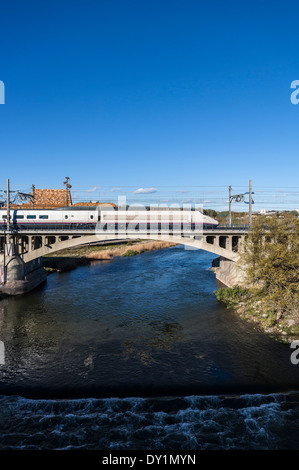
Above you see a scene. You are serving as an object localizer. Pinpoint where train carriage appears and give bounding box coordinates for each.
[0,206,219,230]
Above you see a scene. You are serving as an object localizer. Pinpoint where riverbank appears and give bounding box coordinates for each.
[42,239,176,272]
[214,285,299,344]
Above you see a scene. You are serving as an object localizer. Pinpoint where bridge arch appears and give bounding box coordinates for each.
[21,232,241,263]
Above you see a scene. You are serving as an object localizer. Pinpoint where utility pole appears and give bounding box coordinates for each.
[2,206,5,285]
[2,227,5,284]
[228,185,232,226]
[3,178,11,284]
[31,184,35,209]
[6,178,10,243]
[1,179,33,284]
[249,179,252,227]
[63,177,72,207]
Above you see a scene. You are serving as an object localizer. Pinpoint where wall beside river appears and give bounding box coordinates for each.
[212,256,245,288]
[212,255,299,344]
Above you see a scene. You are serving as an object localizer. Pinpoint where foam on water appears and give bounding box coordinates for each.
[0,392,298,450]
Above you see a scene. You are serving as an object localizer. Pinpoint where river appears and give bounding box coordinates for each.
[0,246,298,449]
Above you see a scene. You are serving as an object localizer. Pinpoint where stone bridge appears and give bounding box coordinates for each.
[0,225,248,295]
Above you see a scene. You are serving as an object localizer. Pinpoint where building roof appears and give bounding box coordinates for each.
[71,201,117,208]
[33,188,73,208]
[9,188,72,209]
[2,188,117,209]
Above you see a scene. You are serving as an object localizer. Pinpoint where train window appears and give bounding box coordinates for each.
[27,215,36,219]
[2,215,7,219]
[39,215,49,219]
[90,215,94,219]
[16,215,24,219]
[65,215,68,219]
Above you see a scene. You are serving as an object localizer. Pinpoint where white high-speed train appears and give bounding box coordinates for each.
[100,208,219,227]
[0,206,219,228]
[0,207,98,225]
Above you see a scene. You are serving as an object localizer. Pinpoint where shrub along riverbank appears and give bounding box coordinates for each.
[214,214,299,344]
[214,285,299,343]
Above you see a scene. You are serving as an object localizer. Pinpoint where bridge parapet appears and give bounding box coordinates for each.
[0,226,247,262]
[1,223,248,235]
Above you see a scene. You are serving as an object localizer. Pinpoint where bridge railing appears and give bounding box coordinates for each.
[0,224,96,233]
[0,223,249,234]
[209,224,248,231]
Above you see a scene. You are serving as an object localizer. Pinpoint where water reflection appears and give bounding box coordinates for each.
[123,320,184,364]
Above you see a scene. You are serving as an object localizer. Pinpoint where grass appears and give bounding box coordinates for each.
[42,240,176,271]
[44,241,130,258]
[86,241,176,260]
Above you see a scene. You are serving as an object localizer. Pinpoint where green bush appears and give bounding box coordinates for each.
[122,250,140,257]
[214,286,249,307]
[290,325,299,338]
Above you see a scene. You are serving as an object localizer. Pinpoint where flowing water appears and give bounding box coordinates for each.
[0,246,298,449]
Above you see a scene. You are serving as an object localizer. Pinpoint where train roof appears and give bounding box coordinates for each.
[55,206,98,210]
[0,206,209,213]
[0,206,99,211]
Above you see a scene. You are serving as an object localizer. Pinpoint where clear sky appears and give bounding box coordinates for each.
[0,0,298,209]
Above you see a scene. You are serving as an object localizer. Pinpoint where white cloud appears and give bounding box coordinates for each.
[110,187,121,192]
[87,186,101,193]
[133,187,157,194]
[180,199,197,204]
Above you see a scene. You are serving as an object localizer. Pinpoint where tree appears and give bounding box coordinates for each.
[243,214,299,319]
[203,209,218,219]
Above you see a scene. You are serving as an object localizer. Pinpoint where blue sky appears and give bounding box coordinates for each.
[0,0,298,209]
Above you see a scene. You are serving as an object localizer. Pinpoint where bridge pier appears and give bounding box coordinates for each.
[212,256,245,288]
[19,235,29,253]
[0,235,47,296]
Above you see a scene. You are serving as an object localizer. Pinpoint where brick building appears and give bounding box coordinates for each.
[32,188,73,208]
[3,188,116,209]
